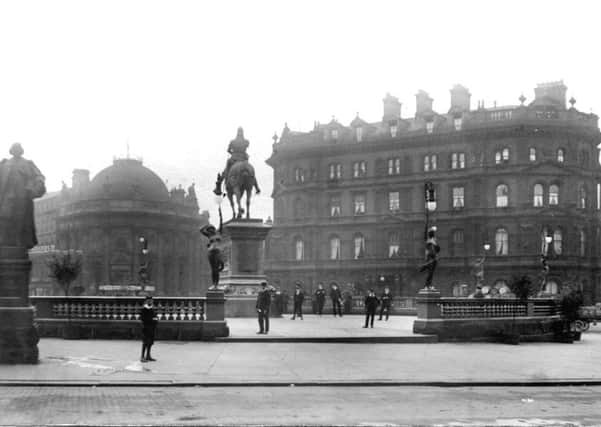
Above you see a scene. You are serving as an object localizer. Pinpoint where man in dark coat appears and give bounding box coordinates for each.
[314,283,326,316]
[291,282,304,320]
[378,287,393,321]
[140,296,158,362]
[363,289,380,328]
[256,282,271,334]
[330,284,343,317]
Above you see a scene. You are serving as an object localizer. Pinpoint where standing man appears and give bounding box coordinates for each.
[378,287,393,321]
[256,281,271,334]
[330,283,343,317]
[314,283,326,316]
[291,282,304,320]
[139,296,158,362]
[363,289,380,328]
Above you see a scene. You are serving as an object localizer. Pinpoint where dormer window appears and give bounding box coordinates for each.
[389,120,398,138]
[331,129,338,140]
[355,127,363,142]
[426,121,434,134]
[453,117,462,131]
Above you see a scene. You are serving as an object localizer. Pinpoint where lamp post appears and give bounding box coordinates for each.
[138,236,150,290]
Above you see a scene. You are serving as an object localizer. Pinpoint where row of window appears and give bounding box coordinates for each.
[293,148,583,183]
[292,227,584,261]
[321,182,591,218]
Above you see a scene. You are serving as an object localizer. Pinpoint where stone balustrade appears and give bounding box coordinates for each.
[31,294,228,340]
[413,289,572,343]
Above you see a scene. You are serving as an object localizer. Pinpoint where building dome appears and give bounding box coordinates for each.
[85,158,170,202]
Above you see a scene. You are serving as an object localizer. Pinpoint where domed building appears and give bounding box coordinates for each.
[31,157,210,296]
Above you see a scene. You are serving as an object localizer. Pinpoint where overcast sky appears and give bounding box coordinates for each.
[1,0,600,221]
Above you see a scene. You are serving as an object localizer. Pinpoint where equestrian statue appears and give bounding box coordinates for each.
[214,127,261,220]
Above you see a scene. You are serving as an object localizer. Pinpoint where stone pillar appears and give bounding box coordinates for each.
[412,288,442,335]
[0,247,39,363]
[219,219,271,316]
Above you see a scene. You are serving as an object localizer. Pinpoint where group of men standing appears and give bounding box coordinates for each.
[255,281,394,334]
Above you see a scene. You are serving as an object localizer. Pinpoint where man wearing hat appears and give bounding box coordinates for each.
[256,281,271,334]
[139,296,158,362]
[291,282,305,320]
[363,289,380,328]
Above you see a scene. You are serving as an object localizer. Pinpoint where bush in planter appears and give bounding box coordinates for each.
[46,250,83,338]
[508,275,538,302]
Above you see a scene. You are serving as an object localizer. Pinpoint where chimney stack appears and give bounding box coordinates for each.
[382,93,402,121]
[415,90,433,117]
[533,81,567,109]
[449,84,471,113]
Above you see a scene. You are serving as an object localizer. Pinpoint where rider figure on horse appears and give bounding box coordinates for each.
[214,127,260,196]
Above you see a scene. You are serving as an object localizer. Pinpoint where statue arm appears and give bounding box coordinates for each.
[27,160,46,198]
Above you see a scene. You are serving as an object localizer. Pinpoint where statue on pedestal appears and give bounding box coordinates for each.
[213,127,261,220]
[419,226,440,290]
[0,143,46,249]
[200,223,225,291]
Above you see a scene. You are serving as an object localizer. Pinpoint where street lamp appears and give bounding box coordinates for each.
[138,236,150,289]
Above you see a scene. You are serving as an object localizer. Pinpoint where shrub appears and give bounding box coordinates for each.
[47,250,83,297]
[559,285,584,322]
[508,275,538,301]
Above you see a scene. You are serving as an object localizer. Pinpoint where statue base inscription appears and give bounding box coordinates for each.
[218,219,271,317]
[0,247,39,364]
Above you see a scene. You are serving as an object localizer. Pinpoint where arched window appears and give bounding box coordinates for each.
[529,147,537,162]
[494,279,510,296]
[578,184,587,209]
[495,228,509,255]
[533,184,544,207]
[353,234,365,259]
[496,184,508,207]
[549,184,559,205]
[553,229,563,255]
[580,229,586,257]
[294,237,304,261]
[329,236,341,260]
[495,151,501,164]
[502,148,509,161]
[557,148,565,163]
[452,283,469,297]
[543,279,559,295]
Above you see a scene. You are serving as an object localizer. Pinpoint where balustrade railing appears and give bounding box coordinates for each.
[31,296,206,322]
[437,298,558,319]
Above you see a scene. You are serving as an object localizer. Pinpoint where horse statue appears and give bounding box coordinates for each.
[214,127,260,219]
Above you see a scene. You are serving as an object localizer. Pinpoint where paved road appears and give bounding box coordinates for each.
[1,324,601,384]
[1,385,600,426]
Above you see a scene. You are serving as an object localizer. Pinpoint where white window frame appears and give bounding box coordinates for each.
[353,194,366,215]
[389,191,400,212]
[496,184,509,208]
[533,184,544,207]
[495,228,509,255]
[452,187,465,208]
[549,184,559,205]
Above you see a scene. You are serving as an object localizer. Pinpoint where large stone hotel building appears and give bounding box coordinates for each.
[265,81,601,304]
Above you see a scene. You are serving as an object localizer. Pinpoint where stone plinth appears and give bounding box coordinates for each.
[0,247,39,363]
[219,219,271,317]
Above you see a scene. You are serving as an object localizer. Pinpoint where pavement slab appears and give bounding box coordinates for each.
[1,386,601,426]
[0,321,600,385]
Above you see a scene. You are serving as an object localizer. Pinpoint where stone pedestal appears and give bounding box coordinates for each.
[0,247,39,363]
[412,288,441,335]
[219,219,271,317]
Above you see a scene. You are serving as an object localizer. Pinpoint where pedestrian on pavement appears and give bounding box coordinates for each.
[330,283,343,317]
[363,289,380,328]
[140,296,158,362]
[256,281,271,334]
[378,287,393,321]
[314,283,326,316]
[291,282,304,320]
